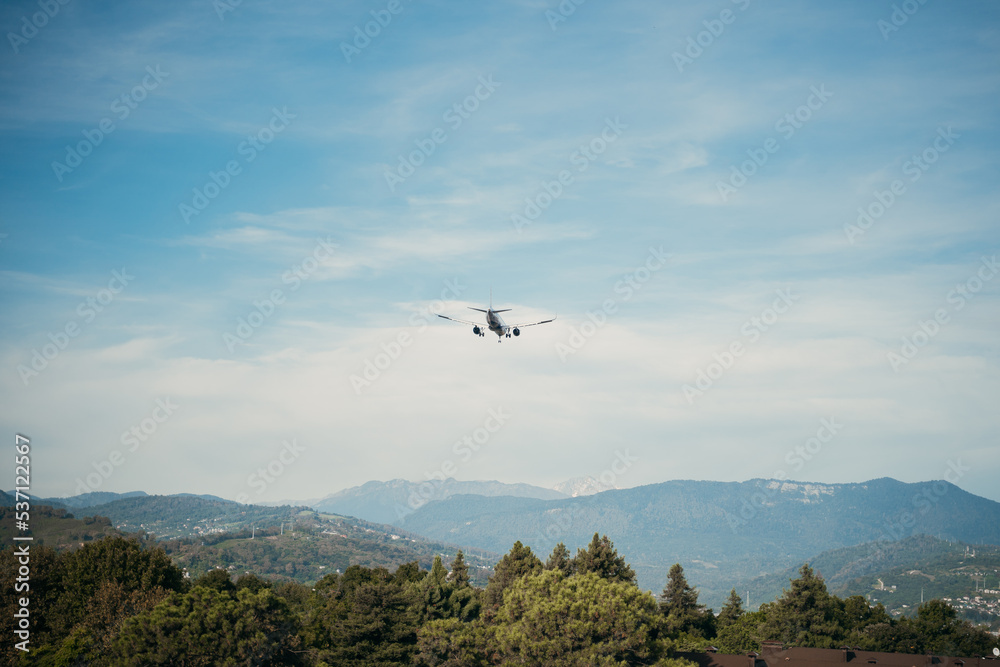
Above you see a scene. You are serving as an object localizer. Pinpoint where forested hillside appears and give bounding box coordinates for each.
[398,478,1000,607]
[2,533,996,665]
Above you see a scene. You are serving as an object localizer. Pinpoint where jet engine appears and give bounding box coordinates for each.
[473,326,482,336]
[513,328,520,336]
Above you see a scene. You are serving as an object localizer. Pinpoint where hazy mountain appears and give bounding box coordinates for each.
[553,475,618,497]
[311,478,568,525]
[9,498,498,588]
[41,490,149,508]
[397,477,1000,608]
[65,494,306,539]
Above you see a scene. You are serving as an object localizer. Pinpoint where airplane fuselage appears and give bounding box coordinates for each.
[487,309,508,338]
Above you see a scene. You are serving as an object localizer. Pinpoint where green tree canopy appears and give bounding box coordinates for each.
[482,541,542,613]
[544,542,573,575]
[448,550,470,588]
[716,588,744,630]
[660,563,714,639]
[111,586,302,666]
[572,533,636,585]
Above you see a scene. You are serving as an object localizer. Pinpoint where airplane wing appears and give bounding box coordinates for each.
[437,314,482,326]
[509,316,556,328]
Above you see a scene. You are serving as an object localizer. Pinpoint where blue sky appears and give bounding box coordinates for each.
[1,0,998,505]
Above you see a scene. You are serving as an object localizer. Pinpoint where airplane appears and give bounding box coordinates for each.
[437,292,555,342]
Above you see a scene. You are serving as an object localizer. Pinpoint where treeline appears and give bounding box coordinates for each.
[1,533,996,665]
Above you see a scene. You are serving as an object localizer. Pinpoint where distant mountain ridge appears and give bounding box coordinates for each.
[552,475,618,497]
[309,478,568,525]
[396,477,1000,607]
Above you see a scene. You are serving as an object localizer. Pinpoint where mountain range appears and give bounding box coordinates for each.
[392,477,1000,607]
[9,476,1000,613]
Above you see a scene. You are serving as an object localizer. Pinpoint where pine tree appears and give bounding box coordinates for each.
[660,563,713,638]
[449,550,470,587]
[430,555,448,586]
[717,588,744,629]
[483,541,542,612]
[544,542,573,575]
[571,533,636,584]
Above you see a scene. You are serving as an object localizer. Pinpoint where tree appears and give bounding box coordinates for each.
[448,550,470,587]
[490,570,671,665]
[304,566,421,666]
[660,563,714,639]
[899,598,998,656]
[193,568,236,593]
[757,564,843,648]
[111,586,303,666]
[715,609,766,654]
[572,533,636,584]
[716,588,744,630]
[394,560,427,585]
[483,541,542,613]
[545,542,573,575]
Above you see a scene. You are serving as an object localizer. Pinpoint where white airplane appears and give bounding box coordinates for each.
[437,292,555,342]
